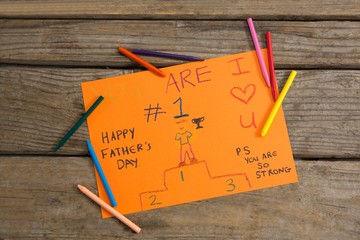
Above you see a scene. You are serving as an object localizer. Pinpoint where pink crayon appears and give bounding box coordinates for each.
[247,18,271,87]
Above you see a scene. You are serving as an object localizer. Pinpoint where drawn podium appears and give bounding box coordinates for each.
[139,160,252,211]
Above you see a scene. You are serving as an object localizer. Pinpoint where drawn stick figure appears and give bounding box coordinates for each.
[175,118,197,166]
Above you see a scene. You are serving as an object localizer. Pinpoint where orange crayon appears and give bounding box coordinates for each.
[118,46,166,77]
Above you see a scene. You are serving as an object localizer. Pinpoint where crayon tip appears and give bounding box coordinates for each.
[261,130,267,137]
[53,145,60,152]
[157,70,166,77]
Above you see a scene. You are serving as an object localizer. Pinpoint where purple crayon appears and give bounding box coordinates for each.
[131,49,204,62]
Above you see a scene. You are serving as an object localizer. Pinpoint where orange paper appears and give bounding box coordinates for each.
[81,50,298,217]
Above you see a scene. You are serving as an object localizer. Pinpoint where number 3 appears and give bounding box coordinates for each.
[226,178,236,192]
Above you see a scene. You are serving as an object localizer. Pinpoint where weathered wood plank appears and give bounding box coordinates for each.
[0,67,359,157]
[0,156,359,239]
[0,20,359,68]
[0,0,359,20]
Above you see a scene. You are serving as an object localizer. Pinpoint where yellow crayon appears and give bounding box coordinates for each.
[261,70,297,137]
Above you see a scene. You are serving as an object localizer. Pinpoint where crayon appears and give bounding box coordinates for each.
[53,96,104,152]
[247,18,271,87]
[118,46,166,77]
[77,185,141,233]
[266,32,279,100]
[131,49,204,62]
[261,70,297,137]
[86,139,117,207]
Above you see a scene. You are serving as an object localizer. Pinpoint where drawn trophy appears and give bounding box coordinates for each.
[192,117,205,129]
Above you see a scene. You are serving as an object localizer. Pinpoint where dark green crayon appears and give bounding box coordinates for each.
[53,96,104,152]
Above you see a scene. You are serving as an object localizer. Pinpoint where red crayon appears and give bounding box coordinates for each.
[266,32,279,101]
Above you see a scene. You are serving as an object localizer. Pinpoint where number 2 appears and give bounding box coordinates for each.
[149,195,162,205]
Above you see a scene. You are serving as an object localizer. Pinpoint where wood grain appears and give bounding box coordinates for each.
[0,0,359,20]
[0,66,359,157]
[1,20,359,68]
[0,156,359,239]
[1,1,359,239]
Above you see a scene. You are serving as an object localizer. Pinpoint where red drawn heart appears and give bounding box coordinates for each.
[230,84,256,104]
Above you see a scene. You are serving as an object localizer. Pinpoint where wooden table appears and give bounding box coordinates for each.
[1,1,359,239]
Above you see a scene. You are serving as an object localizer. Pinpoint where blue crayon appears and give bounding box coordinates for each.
[86,139,117,207]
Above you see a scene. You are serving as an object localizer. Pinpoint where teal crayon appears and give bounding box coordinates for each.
[53,96,104,152]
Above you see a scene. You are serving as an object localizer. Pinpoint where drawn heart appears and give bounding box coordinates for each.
[230,84,256,104]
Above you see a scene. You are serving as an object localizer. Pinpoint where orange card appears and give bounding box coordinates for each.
[81,50,298,217]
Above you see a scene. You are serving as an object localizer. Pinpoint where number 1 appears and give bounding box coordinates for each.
[173,97,189,119]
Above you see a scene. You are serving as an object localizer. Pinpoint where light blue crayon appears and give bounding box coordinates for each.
[86,139,117,207]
